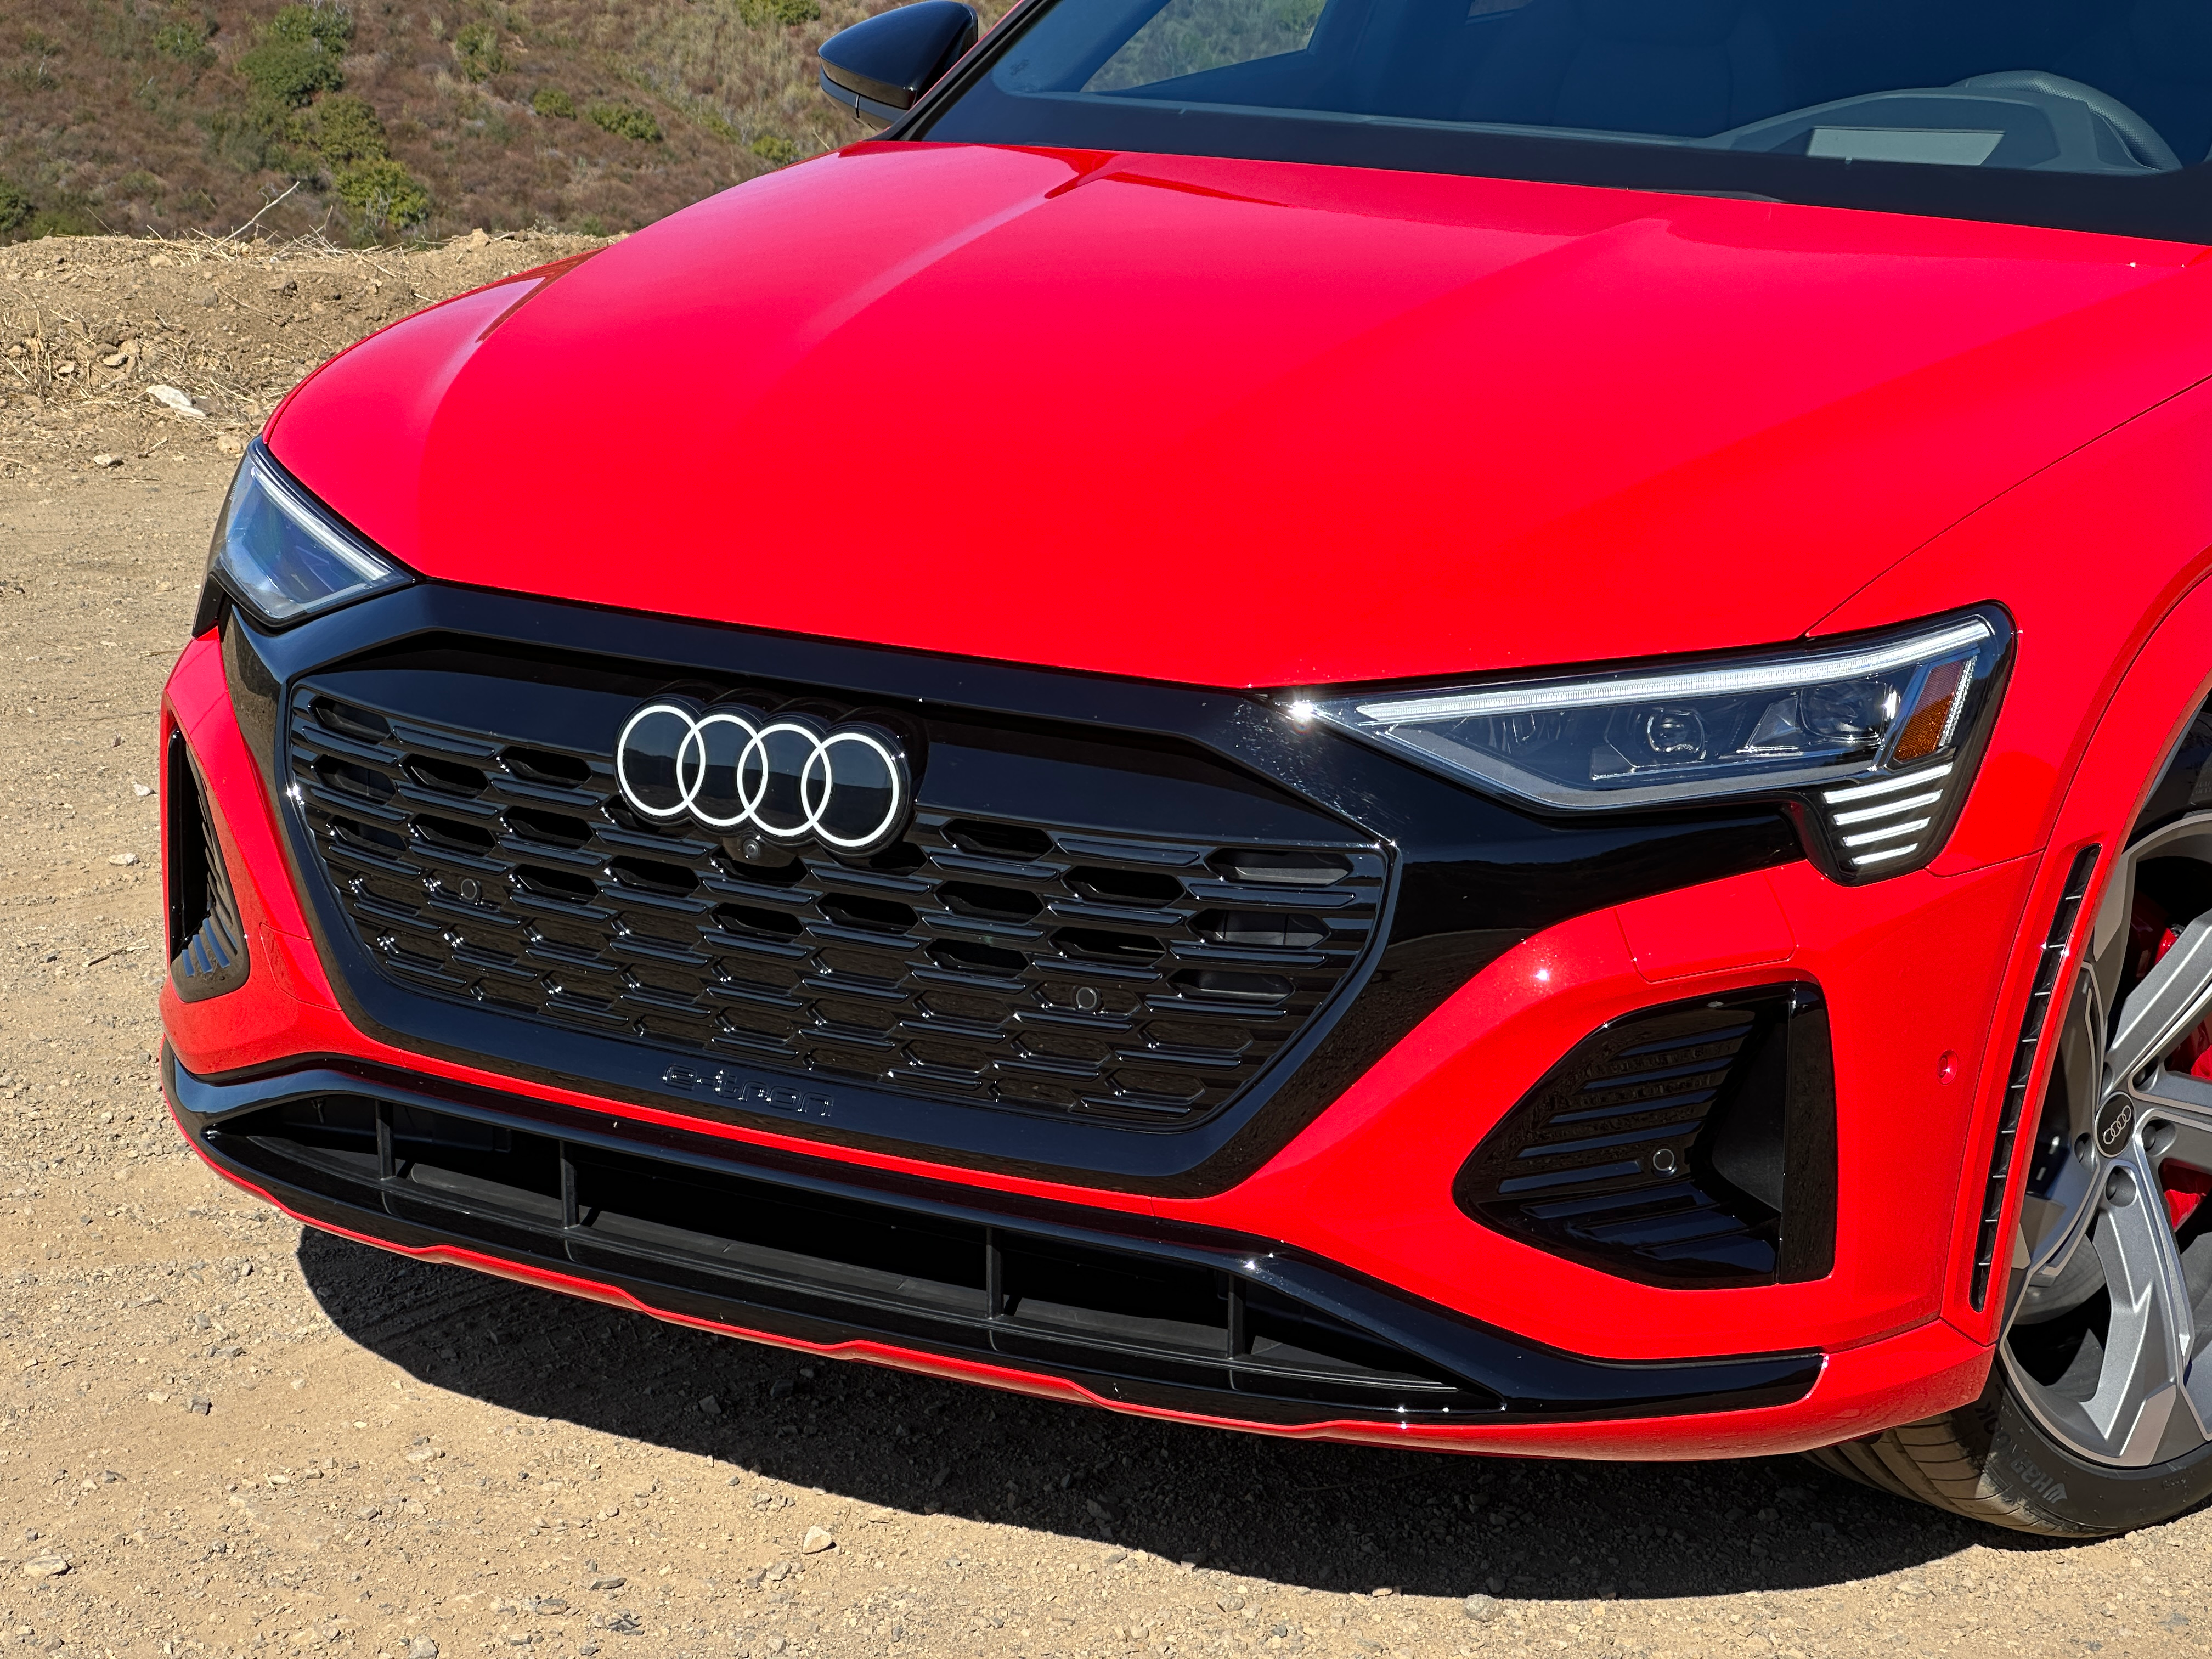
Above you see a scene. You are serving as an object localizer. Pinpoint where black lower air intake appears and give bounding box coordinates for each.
[1452,985,1836,1288]
[167,731,251,1002]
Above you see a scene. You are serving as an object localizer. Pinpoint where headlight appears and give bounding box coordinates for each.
[200,441,410,630]
[1299,607,2012,883]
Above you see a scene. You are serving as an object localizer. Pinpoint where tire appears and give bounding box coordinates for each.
[1804,1373,2212,1536]
[1805,786,2212,1536]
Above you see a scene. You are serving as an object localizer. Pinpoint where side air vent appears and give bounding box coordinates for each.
[1453,985,1836,1288]
[1970,844,2100,1310]
[166,731,251,1003]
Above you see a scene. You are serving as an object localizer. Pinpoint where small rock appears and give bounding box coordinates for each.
[144,1391,170,1404]
[146,385,205,418]
[800,1526,835,1554]
[600,1610,642,1634]
[1217,1594,1245,1612]
[768,1379,793,1401]
[404,1446,443,1463]
[1463,1594,1502,1622]
[763,1639,787,1656]
[108,851,138,866]
[532,1597,568,1614]
[1086,1499,1119,1523]
[1485,1576,1505,1593]
[586,1575,625,1592]
[468,228,490,247]
[131,780,153,797]
[19,1559,68,1579]
[91,453,121,468]
[697,1394,720,1416]
[188,1395,212,1415]
[355,1505,381,1521]
[408,1638,439,1659]
[216,433,246,457]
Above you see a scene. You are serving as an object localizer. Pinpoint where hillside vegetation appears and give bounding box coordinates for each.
[0,0,968,246]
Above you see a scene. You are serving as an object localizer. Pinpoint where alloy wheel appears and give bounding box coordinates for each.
[2004,812,2212,1467]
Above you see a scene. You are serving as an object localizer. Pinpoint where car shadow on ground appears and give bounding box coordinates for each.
[297,1229,2066,1602]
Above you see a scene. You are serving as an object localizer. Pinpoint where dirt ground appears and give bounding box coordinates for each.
[3,234,2211,1659]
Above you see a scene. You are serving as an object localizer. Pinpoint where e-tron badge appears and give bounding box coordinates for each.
[614,696,913,855]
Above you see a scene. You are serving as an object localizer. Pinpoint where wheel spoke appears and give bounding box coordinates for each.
[2107,912,2212,1092]
[2002,809,2212,1470]
[2080,1154,2194,1462]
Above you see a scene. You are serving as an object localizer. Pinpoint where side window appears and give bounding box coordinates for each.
[1085,0,1329,91]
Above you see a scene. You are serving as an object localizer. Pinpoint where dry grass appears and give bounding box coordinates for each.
[0,0,944,248]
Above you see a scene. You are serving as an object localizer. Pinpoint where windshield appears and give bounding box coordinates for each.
[911,0,2212,238]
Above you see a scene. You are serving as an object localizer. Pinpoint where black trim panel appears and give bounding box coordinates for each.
[216,583,1801,1195]
[166,1048,1824,1426]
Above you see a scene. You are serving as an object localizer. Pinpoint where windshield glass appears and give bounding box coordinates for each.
[912,0,2212,238]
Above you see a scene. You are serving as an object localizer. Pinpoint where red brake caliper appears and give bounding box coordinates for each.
[2131,893,2212,1230]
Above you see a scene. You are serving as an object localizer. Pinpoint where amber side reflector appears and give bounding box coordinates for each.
[1892,659,1972,763]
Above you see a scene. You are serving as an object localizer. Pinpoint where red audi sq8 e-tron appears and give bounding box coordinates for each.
[160,0,2212,1537]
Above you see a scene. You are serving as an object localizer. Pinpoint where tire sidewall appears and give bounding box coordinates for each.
[1985,1366,2212,1532]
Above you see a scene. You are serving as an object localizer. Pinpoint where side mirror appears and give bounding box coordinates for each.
[818,0,980,128]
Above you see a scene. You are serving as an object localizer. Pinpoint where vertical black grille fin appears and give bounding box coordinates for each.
[167,730,252,1002]
[1970,844,2101,1311]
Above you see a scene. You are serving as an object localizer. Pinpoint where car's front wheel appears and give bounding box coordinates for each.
[1809,808,2212,1534]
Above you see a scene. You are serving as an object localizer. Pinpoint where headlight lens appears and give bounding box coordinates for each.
[204,441,410,629]
[1301,608,2012,882]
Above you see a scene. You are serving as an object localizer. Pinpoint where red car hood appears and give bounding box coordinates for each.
[270,144,2212,689]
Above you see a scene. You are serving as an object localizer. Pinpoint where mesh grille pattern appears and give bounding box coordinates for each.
[287,686,1384,1127]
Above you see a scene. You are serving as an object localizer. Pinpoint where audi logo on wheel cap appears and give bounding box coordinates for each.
[614,696,913,855]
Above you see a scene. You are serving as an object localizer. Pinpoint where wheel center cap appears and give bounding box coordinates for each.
[2096,1094,2136,1158]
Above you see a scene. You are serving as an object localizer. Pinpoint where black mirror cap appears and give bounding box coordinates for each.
[818,0,979,126]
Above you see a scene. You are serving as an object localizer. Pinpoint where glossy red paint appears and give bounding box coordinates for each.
[269,144,2212,690]
[167,137,2212,1462]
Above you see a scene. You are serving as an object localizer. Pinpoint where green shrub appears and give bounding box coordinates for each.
[0,179,30,236]
[237,37,341,104]
[749,133,801,165]
[238,4,350,106]
[154,16,217,65]
[737,0,822,24]
[586,99,661,143]
[531,84,574,118]
[292,91,386,162]
[453,21,504,82]
[267,3,353,53]
[335,156,428,231]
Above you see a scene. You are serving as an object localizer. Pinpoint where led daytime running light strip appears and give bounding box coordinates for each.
[1822,764,1954,870]
[1350,618,1993,725]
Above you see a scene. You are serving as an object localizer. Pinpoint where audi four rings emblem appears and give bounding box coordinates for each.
[614,696,913,855]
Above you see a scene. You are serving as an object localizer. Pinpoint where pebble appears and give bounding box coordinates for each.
[91,454,120,469]
[696,1394,720,1415]
[1217,1594,1245,1612]
[408,1638,439,1659]
[800,1526,835,1554]
[107,851,138,866]
[586,1575,625,1592]
[188,1395,212,1415]
[404,1446,444,1463]
[1464,1594,1502,1622]
[19,1558,69,1578]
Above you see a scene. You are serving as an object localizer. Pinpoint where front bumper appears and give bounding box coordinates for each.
[158,587,2046,1455]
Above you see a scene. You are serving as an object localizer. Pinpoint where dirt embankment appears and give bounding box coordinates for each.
[1,234,2209,1659]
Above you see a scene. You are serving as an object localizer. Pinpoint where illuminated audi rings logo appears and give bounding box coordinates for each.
[614,697,913,855]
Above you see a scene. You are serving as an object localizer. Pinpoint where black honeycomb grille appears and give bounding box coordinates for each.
[287,685,1385,1128]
